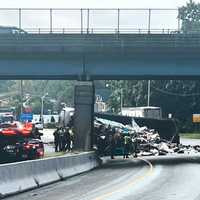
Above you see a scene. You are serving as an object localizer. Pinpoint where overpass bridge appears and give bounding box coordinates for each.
[1,32,198,151]
[0,33,200,80]
[0,8,200,151]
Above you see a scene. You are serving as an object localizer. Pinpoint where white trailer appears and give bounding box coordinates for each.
[121,106,162,119]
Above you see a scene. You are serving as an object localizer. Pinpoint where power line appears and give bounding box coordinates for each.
[151,85,200,97]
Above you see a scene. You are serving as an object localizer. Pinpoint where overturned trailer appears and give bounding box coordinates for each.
[59,107,179,143]
[94,112,179,144]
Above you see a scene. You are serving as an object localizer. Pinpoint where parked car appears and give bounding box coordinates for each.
[0,26,27,34]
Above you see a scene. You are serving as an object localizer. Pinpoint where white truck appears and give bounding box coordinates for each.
[59,107,74,127]
[121,106,162,119]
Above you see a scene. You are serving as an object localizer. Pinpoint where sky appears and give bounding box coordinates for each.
[0,0,199,9]
[0,0,199,32]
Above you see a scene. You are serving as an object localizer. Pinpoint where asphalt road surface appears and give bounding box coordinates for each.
[5,157,200,200]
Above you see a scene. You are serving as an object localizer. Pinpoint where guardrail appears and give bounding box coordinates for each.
[0,152,99,198]
[0,8,181,34]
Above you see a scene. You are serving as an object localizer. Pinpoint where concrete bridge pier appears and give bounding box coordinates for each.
[74,81,95,151]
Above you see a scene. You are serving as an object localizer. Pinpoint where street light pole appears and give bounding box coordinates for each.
[147,80,151,106]
[120,88,123,114]
[41,96,44,124]
[40,93,48,125]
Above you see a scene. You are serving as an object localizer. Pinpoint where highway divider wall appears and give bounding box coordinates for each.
[0,152,99,198]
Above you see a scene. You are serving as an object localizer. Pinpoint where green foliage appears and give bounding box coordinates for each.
[180,133,200,139]
[107,80,200,133]
[178,0,200,33]
[2,80,75,115]
[1,77,200,133]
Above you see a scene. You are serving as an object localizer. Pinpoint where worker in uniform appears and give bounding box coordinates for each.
[98,134,106,156]
[110,134,116,159]
[58,128,64,152]
[34,127,43,139]
[109,128,117,159]
[132,134,138,158]
[69,128,74,151]
[61,128,67,152]
[53,128,60,152]
[123,134,131,159]
[64,127,71,152]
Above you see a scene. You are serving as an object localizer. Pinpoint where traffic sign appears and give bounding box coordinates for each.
[193,114,200,123]
[20,113,33,121]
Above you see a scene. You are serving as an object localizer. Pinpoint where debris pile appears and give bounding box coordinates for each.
[94,117,200,156]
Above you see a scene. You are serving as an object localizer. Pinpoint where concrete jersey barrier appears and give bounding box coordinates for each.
[0,152,99,197]
[0,161,37,197]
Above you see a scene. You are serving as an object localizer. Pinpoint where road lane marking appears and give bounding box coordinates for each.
[93,157,153,200]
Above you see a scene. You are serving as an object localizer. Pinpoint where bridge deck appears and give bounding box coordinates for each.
[0,34,200,54]
[0,34,199,80]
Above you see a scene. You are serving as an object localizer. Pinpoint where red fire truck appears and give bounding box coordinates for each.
[0,120,44,163]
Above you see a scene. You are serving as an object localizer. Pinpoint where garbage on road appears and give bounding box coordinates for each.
[94,117,200,157]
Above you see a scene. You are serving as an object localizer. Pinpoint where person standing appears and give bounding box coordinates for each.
[109,132,116,159]
[53,128,60,152]
[58,128,64,152]
[69,128,74,151]
[64,127,71,152]
[61,128,67,152]
[34,127,43,139]
[123,134,131,159]
[132,134,138,158]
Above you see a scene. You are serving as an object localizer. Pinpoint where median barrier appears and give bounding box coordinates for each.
[57,152,98,179]
[0,161,37,197]
[0,152,98,198]
[31,158,61,186]
[56,155,75,178]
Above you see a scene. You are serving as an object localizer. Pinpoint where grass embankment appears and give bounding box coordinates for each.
[180,133,200,139]
[44,151,81,158]
[44,152,66,158]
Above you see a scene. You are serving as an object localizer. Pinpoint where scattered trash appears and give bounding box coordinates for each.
[94,117,200,157]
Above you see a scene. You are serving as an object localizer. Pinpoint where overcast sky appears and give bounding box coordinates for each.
[0,0,199,32]
[0,0,199,9]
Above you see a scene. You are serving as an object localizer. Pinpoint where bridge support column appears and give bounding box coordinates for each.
[74,81,95,151]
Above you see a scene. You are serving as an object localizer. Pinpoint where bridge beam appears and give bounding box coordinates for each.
[74,81,94,151]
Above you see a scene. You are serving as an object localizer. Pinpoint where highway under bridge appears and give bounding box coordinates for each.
[0,33,200,150]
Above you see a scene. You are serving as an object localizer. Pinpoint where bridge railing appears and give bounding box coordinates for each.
[0,8,181,34]
[23,28,178,34]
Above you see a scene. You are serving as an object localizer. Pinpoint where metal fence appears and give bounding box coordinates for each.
[0,8,181,34]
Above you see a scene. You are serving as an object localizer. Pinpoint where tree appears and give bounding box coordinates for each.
[51,116,55,123]
[178,0,200,33]
[107,79,200,132]
[3,80,75,116]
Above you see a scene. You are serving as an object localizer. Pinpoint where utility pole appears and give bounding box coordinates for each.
[41,96,44,124]
[20,80,23,114]
[147,80,151,106]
